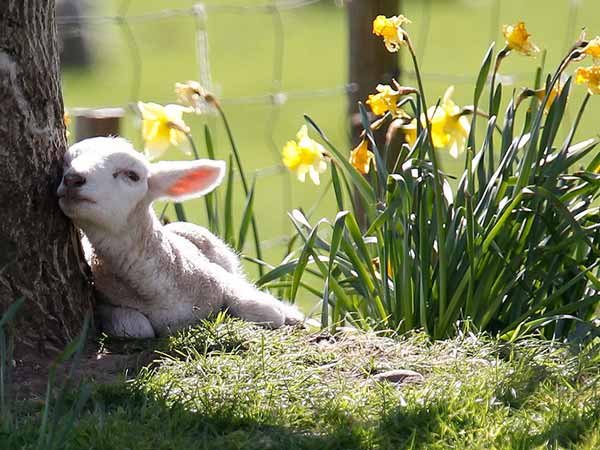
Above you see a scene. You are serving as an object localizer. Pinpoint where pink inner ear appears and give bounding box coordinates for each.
[167,167,218,196]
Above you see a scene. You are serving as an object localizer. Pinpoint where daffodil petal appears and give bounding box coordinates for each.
[308,166,321,185]
[170,129,191,154]
[297,165,309,183]
[144,135,171,160]
[296,125,309,142]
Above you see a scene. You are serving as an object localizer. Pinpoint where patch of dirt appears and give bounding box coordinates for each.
[7,341,157,401]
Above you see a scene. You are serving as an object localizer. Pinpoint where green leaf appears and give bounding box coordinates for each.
[323,211,349,328]
[0,297,25,328]
[331,163,344,211]
[224,155,235,247]
[304,114,376,205]
[173,203,187,222]
[289,218,324,303]
[236,177,256,252]
[474,42,495,106]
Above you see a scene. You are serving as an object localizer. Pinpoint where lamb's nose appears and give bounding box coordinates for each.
[63,173,86,188]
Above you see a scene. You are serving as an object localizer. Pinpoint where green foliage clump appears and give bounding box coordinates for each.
[264,19,600,340]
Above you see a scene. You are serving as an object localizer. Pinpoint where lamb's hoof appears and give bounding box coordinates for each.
[282,303,305,327]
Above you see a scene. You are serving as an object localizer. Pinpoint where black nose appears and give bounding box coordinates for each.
[63,173,86,188]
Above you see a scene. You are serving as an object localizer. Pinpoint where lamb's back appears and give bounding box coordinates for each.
[165,221,243,277]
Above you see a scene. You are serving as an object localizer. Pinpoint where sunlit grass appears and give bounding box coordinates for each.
[4,318,600,449]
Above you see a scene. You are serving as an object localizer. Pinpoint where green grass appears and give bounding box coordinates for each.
[4,317,600,449]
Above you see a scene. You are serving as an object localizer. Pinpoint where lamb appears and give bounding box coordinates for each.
[57,136,303,338]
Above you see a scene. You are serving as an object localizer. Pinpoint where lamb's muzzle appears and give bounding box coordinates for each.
[58,136,303,338]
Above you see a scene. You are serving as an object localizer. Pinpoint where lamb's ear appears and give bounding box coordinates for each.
[147,159,226,202]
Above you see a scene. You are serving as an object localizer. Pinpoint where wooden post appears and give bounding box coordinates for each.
[347,0,400,226]
[73,107,125,142]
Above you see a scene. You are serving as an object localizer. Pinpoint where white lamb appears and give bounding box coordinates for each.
[57,137,303,338]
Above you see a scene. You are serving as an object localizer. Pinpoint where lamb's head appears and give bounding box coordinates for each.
[57,137,225,233]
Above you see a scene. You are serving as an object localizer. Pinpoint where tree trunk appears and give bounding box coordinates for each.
[347,0,400,145]
[347,0,400,228]
[0,0,94,355]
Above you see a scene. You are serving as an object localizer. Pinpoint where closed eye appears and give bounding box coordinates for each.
[112,170,140,182]
[125,170,140,182]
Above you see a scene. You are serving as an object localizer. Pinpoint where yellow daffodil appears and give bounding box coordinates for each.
[405,86,470,158]
[372,15,411,53]
[282,125,327,185]
[64,110,71,137]
[349,139,375,175]
[502,22,540,56]
[366,84,404,117]
[582,36,600,59]
[175,80,216,111]
[575,65,600,94]
[372,257,393,278]
[534,81,565,113]
[138,102,191,160]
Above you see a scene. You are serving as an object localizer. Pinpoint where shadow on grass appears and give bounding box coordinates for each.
[516,403,600,450]
[17,382,373,450]
[5,365,600,450]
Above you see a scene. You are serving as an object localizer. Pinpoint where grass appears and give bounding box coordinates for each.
[4,317,600,449]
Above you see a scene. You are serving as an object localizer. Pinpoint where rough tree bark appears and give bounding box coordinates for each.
[347,0,400,146]
[0,0,94,355]
[347,0,400,227]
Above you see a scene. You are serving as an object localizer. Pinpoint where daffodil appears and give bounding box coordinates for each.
[404,86,470,158]
[534,81,565,113]
[282,125,327,185]
[64,110,71,138]
[502,22,540,56]
[372,15,411,53]
[349,139,375,175]
[372,257,393,279]
[582,36,600,59]
[175,80,216,111]
[575,65,600,94]
[366,84,404,117]
[138,102,191,160]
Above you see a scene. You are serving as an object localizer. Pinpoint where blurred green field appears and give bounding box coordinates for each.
[61,0,600,309]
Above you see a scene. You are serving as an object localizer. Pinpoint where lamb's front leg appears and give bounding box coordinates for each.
[97,304,156,338]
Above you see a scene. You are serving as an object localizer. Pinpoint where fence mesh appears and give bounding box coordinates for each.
[56,0,588,257]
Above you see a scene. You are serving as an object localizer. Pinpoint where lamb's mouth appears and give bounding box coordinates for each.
[58,195,96,205]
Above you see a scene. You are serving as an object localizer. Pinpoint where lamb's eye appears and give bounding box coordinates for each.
[125,170,140,182]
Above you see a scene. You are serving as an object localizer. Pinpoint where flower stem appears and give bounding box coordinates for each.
[185,132,218,234]
[186,132,201,160]
[214,103,264,276]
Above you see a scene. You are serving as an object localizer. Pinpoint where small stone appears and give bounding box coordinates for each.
[372,369,424,384]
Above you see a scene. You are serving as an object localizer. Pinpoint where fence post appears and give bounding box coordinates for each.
[347,0,400,226]
[73,108,125,142]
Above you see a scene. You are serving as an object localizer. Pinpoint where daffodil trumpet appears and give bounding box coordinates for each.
[372,15,411,52]
[137,102,193,160]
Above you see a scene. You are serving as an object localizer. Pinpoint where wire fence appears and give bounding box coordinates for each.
[56,0,585,252]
